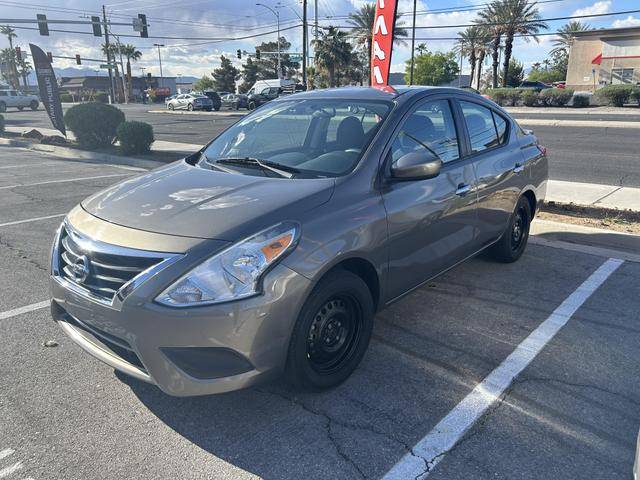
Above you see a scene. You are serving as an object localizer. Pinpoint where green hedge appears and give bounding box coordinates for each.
[60,93,74,103]
[0,114,4,134]
[116,121,154,154]
[539,88,574,107]
[630,88,640,106]
[572,94,590,108]
[64,103,125,149]
[482,88,511,106]
[595,84,634,107]
[521,90,538,107]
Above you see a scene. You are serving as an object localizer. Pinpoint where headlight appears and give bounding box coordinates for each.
[156,222,299,307]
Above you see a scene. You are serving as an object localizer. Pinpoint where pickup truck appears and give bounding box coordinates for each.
[0,89,40,112]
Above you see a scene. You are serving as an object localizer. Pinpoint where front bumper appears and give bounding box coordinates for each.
[50,211,311,396]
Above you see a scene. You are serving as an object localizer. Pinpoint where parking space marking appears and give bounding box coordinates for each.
[530,236,640,264]
[0,301,50,321]
[0,214,65,229]
[0,162,59,170]
[0,173,130,190]
[383,257,624,480]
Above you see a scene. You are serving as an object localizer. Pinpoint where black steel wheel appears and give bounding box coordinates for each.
[286,270,374,391]
[489,196,532,263]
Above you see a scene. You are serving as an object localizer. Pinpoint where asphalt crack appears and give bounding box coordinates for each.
[0,234,48,272]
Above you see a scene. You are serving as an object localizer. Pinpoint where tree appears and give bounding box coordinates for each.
[192,75,216,92]
[1,26,19,88]
[239,57,258,93]
[211,55,239,92]
[477,2,506,88]
[347,3,408,84]
[495,0,547,87]
[254,37,299,79]
[473,28,492,90]
[454,26,484,91]
[312,26,353,88]
[0,48,18,88]
[16,57,32,88]
[503,58,524,86]
[102,43,124,102]
[119,44,142,99]
[551,21,590,57]
[405,50,459,86]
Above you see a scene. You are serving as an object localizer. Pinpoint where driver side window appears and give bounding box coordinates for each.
[391,99,459,165]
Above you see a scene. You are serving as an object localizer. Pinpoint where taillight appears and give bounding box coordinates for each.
[537,145,547,156]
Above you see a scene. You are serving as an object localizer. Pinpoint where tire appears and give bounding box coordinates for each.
[214,106,220,111]
[234,103,240,111]
[488,196,532,263]
[168,103,174,110]
[285,270,374,391]
[0,102,6,113]
[17,106,24,111]
[204,107,212,111]
[30,100,38,110]
[248,101,256,110]
[187,103,194,111]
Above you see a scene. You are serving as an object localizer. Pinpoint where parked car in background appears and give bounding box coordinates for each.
[552,81,566,89]
[0,89,39,112]
[166,93,213,111]
[164,94,177,105]
[202,91,222,111]
[50,86,547,396]
[247,86,281,110]
[518,81,552,92]
[221,93,248,110]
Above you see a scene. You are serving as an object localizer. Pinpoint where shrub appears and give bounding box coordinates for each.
[595,84,634,107]
[572,94,590,108]
[116,121,154,155]
[539,88,573,107]
[631,87,640,107]
[483,88,510,106]
[0,114,4,134]
[94,92,109,103]
[505,89,522,106]
[521,90,539,107]
[60,93,74,103]
[64,102,125,149]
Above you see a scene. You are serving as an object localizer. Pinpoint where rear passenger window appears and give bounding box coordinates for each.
[460,101,500,153]
[493,112,508,144]
[391,99,459,164]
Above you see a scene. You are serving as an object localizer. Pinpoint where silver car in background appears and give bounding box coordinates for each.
[166,93,213,111]
[50,86,547,396]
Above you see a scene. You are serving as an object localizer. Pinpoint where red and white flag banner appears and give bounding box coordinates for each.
[370,0,399,87]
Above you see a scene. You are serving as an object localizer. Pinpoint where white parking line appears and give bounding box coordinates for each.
[0,173,130,190]
[0,214,65,228]
[383,257,624,480]
[0,450,13,461]
[0,301,50,321]
[0,162,59,169]
[0,462,22,478]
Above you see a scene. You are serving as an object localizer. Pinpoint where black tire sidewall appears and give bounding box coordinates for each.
[0,102,6,112]
[492,196,532,262]
[30,101,38,110]
[286,270,374,391]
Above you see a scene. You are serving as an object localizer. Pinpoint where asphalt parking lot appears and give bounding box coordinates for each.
[1,147,639,480]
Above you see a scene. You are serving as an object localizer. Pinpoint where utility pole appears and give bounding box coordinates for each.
[409,0,417,85]
[102,5,115,103]
[302,0,307,87]
[256,4,280,78]
[154,43,164,88]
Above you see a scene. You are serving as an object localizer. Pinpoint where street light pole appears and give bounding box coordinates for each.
[409,0,417,85]
[302,0,307,87]
[154,43,165,88]
[256,3,280,78]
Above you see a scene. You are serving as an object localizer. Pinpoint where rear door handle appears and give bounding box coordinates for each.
[514,163,524,174]
[455,183,472,196]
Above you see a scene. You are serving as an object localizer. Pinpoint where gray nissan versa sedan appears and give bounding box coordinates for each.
[50,86,547,396]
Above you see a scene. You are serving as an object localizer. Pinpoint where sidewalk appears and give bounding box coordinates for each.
[505,106,640,116]
[3,125,640,212]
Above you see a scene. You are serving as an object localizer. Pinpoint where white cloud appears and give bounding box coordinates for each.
[571,1,611,18]
[612,16,640,28]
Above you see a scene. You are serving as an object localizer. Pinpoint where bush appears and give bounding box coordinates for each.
[521,90,539,107]
[116,121,154,155]
[60,93,74,103]
[0,114,4,134]
[572,94,590,108]
[539,88,574,107]
[64,102,125,149]
[483,88,511,106]
[505,89,522,106]
[595,84,634,107]
[94,92,109,103]
[630,88,640,106]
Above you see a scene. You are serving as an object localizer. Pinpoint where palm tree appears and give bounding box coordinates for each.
[17,57,31,88]
[532,61,541,70]
[496,0,548,87]
[312,26,353,88]
[477,2,506,89]
[474,30,492,90]
[1,26,19,88]
[542,58,551,71]
[101,43,123,102]
[550,21,590,57]
[347,4,408,84]
[454,26,485,90]
[119,44,142,99]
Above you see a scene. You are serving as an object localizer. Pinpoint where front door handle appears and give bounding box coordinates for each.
[455,183,472,196]
[514,163,524,174]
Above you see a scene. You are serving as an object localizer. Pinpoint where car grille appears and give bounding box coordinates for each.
[57,225,166,303]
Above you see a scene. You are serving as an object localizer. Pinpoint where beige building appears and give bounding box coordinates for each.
[566,26,640,92]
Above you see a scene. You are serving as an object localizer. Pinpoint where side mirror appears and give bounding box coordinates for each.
[391,151,443,180]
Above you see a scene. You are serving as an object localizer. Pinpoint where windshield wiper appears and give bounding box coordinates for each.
[213,157,299,178]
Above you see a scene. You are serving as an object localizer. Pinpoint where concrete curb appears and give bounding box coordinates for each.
[517,118,640,129]
[546,180,640,211]
[506,106,640,116]
[0,138,164,170]
[148,109,246,117]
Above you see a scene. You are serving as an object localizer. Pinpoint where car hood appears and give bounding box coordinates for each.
[82,161,335,241]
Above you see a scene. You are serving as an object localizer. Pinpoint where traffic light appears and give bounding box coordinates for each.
[15,47,21,61]
[75,54,81,65]
[237,49,242,59]
[255,49,260,60]
[91,16,102,37]
[138,14,148,38]
[47,52,53,63]
[37,14,49,36]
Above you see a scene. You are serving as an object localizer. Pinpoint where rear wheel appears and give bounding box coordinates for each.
[285,270,374,391]
[30,100,38,110]
[248,101,256,110]
[489,196,532,263]
[0,102,6,113]
[168,103,174,110]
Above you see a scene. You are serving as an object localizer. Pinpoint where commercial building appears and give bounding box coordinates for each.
[59,75,176,100]
[566,26,640,92]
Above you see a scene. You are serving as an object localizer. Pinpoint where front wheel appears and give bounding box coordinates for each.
[0,102,6,113]
[285,270,374,391]
[187,103,194,111]
[168,103,174,110]
[489,196,532,263]
[30,100,38,110]
[248,101,256,110]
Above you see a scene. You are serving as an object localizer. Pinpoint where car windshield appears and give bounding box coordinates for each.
[200,98,392,178]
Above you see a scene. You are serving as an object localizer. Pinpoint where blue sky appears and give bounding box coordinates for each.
[1,0,639,78]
